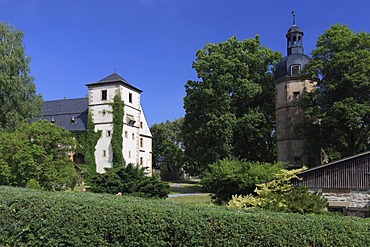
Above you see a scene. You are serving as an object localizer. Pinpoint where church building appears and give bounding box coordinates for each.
[32,73,153,174]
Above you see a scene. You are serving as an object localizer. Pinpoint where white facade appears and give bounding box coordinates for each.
[87,74,152,175]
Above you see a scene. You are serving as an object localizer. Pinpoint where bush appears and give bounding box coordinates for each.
[228,167,328,214]
[0,186,369,246]
[28,179,41,189]
[89,163,169,198]
[201,159,283,204]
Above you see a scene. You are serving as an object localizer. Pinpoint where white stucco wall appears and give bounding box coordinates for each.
[88,81,152,175]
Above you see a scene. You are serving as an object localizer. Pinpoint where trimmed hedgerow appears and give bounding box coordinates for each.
[0,186,369,246]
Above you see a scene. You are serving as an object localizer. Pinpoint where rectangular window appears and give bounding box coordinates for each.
[140,121,143,129]
[290,65,301,76]
[128,151,131,158]
[103,150,106,157]
[293,91,300,100]
[129,93,132,103]
[140,138,143,148]
[101,90,107,101]
[107,130,111,137]
[132,133,135,140]
[140,157,143,165]
[125,131,128,138]
[126,114,135,127]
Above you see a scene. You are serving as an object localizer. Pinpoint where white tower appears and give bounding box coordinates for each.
[86,73,152,174]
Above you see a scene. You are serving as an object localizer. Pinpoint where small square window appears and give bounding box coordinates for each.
[290,65,301,76]
[101,90,107,101]
[129,93,132,103]
[126,114,135,127]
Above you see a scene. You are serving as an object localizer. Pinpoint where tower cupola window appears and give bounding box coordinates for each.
[290,64,301,76]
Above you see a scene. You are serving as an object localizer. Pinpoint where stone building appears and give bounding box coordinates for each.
[33,73,152,174]
[274,16,316,167]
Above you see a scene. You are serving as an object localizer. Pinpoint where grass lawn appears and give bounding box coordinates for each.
[166,180,213,204]
[167,194,213,204]
[167,179,204,194]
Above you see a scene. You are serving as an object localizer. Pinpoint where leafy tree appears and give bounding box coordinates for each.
[0,120,77,190]
[89,163,169,198]
[201,158,283,204]
[183,36,281,174]
[228,167,328,214]
[298,24,370,164]
[111,93,125,167]
[150,118,185,179]
[0,22,42,132]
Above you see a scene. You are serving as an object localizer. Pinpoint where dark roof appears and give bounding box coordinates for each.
[287,25,303,35]
[86,72,142,92]
[300,151,370,175]
[275,53,311,80]
[31,98,88,132]
[98,73,128,83]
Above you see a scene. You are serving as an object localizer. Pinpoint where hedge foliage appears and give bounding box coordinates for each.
[1,186,370,246]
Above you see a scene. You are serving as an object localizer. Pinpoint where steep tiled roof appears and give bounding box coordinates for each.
[98,73,129,83]
[31,98,88,132]
[86,72,142,92]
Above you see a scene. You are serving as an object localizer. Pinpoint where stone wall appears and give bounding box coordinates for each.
[314,189,370,208]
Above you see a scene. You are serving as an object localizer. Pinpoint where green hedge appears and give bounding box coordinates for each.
[1,186,369,246]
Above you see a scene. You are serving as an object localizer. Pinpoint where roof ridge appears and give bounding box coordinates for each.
[98,72,130,84]
[300,150,370,174]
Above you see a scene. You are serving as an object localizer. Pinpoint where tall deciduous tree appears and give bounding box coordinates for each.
[0,120,77,190]
[298,25,370,164]
[183,36,281,174]
[111,93,125,168]
[0,22,42,132]
[150,118,184,178]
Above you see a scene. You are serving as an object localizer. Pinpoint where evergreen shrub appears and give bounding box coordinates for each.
[201,159,283,204]
[1,186,369,246]
[89,163,169,198]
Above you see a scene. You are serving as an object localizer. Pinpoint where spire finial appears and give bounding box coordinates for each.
[292,11,296,26]
[114,68,117,74]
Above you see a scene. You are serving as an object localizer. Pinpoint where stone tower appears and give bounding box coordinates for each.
[274,13,315,166]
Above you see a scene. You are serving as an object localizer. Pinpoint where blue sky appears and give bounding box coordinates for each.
[1,0,370,126]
